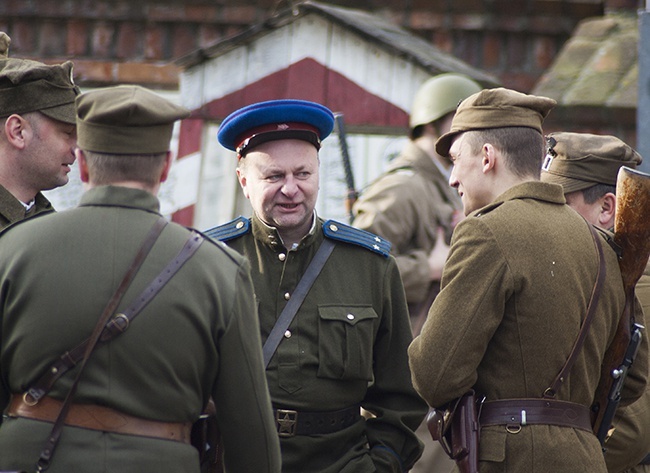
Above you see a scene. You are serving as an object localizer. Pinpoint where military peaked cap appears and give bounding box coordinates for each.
[217,99,335,156]
[76,85,191,155]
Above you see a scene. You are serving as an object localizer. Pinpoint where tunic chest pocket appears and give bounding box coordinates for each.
[317,305,378,381]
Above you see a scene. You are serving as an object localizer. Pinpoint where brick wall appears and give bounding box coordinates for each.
[0,0,607,91]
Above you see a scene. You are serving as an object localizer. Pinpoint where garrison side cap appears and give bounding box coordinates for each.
[0,32,78,124]
[541,132,643,193]
[322,219,391,257]
[217,99,335,156]
[76,85,190,155]
[204,216,251,242]
[0,56,79,124]
[435,87,556,159]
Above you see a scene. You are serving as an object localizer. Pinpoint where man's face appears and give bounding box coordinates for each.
[237,139,319,238]
[448,133,491,215]
[23,113,77,192]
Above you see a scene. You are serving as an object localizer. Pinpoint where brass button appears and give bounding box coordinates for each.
[284,330,292,338]
[278,253,286,261]
[284,292,291,300]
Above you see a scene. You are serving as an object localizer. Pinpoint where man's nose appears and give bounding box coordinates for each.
[449,168,458,188]
[282,176,299,195]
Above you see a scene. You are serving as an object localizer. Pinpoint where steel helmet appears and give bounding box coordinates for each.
[409,73,483,131]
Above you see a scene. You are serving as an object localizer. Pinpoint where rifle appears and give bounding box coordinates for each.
[591,166,650,446]
[334,113,358,223]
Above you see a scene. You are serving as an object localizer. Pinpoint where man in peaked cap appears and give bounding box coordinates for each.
[0,85,281,473]
[0,32,79,230]
[205,99,427,473]
[541,132,650,473]
[408,88,648,472]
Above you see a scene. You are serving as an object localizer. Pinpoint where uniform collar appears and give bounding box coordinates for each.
[473,181,566,217]
[0,184,53,223]
[78,185,161,213]
[251,211,320,250]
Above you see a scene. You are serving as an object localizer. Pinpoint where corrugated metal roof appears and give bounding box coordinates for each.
[532,13,638,110]
[176,0,500,87]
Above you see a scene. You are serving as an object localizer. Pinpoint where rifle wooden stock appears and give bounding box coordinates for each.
[591,166,650,442]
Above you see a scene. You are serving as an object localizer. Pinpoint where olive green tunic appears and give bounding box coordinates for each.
[352,142,461,308]
[605,262,650,473]
[409,181,648,473]
[0,184,53,230]
[0,186,281,473]
[219,215,427,473]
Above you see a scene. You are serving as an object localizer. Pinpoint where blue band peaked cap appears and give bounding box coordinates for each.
[217,99,335,152]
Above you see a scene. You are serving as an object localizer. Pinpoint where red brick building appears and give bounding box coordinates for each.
[0,0,612,92]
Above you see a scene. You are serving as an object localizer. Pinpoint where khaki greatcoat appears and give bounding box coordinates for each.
[409,181,648,473]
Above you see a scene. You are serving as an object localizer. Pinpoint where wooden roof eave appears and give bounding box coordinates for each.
[175,1,500,87]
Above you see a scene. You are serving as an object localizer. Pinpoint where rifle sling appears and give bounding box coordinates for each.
[262,239,336,368]
[32,222,204,472]
[544,223,606,398]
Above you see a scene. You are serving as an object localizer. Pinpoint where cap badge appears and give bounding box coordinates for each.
[542,137,557,172]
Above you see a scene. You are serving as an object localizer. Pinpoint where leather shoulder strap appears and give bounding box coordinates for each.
[36,216,169,472]
[262,239,336,368]
[26,228,203,405]
[544,222,606,398]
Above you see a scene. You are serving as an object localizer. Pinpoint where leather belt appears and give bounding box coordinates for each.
[273,405,360,437]
[7,394,192,444]
[479,398,592,433]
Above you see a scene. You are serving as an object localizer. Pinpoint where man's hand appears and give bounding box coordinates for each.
[428,227,450,282]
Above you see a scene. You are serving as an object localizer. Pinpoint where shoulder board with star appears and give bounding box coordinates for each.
[204,216,251,242]
[322,219,391,257]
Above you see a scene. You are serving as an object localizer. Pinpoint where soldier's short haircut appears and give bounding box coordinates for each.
[83,150,167,187]
[464,127,545,179]
[582,183,616,204]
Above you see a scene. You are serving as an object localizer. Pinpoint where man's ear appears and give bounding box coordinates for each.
[482,143,497,173]
[4,114,29,150]
[159,151,173,183]
[236,166,250,199]
[598,192,617,229]
[76,148,90,183]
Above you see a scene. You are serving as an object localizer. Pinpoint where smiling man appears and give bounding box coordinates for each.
[408,88,648,472]
[0,32,79,230]
[205,99,427,473]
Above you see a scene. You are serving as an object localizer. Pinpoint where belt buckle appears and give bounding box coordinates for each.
[276,409,298,437]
